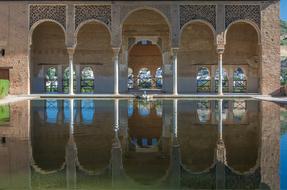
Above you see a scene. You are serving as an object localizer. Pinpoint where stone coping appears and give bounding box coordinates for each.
[2,94,287,105]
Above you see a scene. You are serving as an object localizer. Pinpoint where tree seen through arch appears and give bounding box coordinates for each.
[45,67,58,93]
[81,67,95,93]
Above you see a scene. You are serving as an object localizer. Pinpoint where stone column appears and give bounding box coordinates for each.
[28,45,31,95]
[57,65,63,93]
[67,48,75,95]
[66,99,77,189]
[112,98,123,187]
[75,65,81,93]
[228,66,234,93]
[168,99,181,188]
[173,99,178,139]
[113,48,120,95]
[172,48,179,95]
[217,48,224,95]
[211,65,216,93]
[216,99,226,190]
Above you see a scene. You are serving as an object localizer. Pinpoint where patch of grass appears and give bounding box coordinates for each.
[0,105,9,123]
[0,80,9,98]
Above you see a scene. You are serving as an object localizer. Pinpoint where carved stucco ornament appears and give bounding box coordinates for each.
[225,5,261,29]
[75,5,111,30]
[29,5,66,29]
[179,5,216,30]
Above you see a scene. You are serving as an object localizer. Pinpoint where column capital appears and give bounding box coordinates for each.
[171,47,179,53]
[67,47,75,56]
[112,47,121,55]
[217,44,225,54]
[216,139,226,164]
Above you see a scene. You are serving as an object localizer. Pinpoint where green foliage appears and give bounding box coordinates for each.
[0,80,9,98]
[0,105,9,123]
[281,20,287,45]
[281,20,287,34]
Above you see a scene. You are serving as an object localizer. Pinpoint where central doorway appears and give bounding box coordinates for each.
[128,40,163,91]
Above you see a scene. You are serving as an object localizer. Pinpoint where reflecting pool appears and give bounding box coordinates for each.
[0,99,285,189]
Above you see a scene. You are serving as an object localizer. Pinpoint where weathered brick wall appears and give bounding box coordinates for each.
[260,101,280,190]
[261,0,281,95]
[0,3,29,95]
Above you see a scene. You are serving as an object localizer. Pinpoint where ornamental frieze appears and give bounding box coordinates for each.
[225,5,261,28]
[179,5,216,30]
[75,5,111,29]
[29,5,66,29]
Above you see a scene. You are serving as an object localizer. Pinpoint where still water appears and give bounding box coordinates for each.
[0,99,285,189]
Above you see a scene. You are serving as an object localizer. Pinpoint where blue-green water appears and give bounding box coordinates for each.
[0,99,285,189]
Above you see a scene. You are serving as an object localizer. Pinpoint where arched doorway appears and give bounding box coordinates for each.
[128,41,163,90]
[75,21,112,94]
[215,68,229,92]
[179,21,216,93]
[196,67,211,92]
[224,22,260,93]
[233,67,247,93]
[122,9,170,93]
[30,21,68,94]
[45,67,58,93]
[63,67,76,94]
[80,67,95,93]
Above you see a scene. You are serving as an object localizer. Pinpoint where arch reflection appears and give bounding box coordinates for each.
[26,99,278,189]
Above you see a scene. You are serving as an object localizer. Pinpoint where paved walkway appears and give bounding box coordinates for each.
[0,95,36,105]
[1,93,287,105]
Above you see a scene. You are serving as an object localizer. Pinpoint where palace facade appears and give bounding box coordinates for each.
[0,0,281,95]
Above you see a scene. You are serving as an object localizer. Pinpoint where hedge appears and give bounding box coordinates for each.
[0,105,9,123]
[0,80,9,98]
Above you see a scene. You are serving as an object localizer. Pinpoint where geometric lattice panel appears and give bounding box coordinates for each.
[225,5,261,28]
[29,5,66,29]
[180,5,216,30]
[75,5,111,29]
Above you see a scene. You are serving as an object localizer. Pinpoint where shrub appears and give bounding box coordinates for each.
[0,80,9,98]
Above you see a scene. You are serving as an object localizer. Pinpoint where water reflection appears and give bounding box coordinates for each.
[0,99,282,189]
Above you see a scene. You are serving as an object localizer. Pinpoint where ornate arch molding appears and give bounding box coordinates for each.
[75,5,111,30]
[225,5,261,29]
[120,5,172,28]
[179,5,216,30]
[29,5,66,30]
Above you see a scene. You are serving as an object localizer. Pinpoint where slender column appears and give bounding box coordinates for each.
[28,46,31,95]
[173,99,178,140]
[169,99,181,188]
[75,65,81,93]
[216,99,226,190]
[67,48,75,95]
[57,65,63,92]
[228,66,234,93]
[172,48,179,95]
[218,99,223,141]
[114,99,119,132]
[113,48,120,95]
[66,99,77,189]
[217,49,224,95]
[112,98,123,187]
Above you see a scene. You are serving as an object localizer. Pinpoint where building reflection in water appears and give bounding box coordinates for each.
[0,99,281,189]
